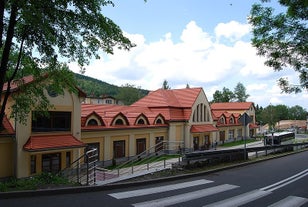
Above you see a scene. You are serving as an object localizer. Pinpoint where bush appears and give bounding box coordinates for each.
[0,173,73,192]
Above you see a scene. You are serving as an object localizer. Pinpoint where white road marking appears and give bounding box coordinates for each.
[268,196,308,207]
[108,179,213,199]
[260,168,308,192]
[132,184,239,207]
[204,189,271,207]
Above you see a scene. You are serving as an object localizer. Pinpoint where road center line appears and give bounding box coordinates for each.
[260,168,308,192]
[108,179,213,199]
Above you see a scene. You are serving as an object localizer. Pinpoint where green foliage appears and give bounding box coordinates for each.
[116,83,148,105]
[0,173,73,192]
[234,82,250,102]
[249,0,308,93]
[75,74,149,105]
[162,80,171,89]
[256,104,307,128]
[212,87,235,103]
[0,0,135,128]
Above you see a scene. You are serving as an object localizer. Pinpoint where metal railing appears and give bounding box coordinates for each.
[60,148,98,186]
[95,141,184,182]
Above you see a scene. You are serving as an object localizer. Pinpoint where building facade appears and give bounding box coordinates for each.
[0,76,257,178]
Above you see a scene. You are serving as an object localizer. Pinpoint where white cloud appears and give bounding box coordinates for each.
[215,21,251,41]
[69,20,308,109]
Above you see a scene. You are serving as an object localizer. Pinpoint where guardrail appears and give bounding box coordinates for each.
[182,142,308,167]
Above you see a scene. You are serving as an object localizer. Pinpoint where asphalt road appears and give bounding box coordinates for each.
[1,150,307,207]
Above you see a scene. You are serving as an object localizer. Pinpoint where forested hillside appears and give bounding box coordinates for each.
[74,73,149,105]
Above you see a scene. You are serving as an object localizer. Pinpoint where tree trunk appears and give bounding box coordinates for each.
[0,3,18,129]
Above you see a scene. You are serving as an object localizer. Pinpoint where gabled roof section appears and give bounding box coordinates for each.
[211,102,254,111]
[23,134,86,152]
[131,88,203,108]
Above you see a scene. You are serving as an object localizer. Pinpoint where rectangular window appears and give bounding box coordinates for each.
[113,140,125,159]
[30,155,36,174]
[136,138,146,155]
[42,153,61,173]
[228,130,234,139]
[32,111,71,132]
[66,152,71,168]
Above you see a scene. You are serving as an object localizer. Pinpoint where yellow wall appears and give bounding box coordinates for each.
[0,138,14,178]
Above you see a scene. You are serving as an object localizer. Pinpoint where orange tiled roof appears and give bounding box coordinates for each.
[211,102,254,111]
[23,134,86,152]
[131,88,202,108]
[191,124,219,133]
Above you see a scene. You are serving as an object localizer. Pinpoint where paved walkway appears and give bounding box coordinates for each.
[95,157,181,185]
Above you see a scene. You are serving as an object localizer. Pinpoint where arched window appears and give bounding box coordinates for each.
[115,119,124,125]
[87,119,98,126]
[230,117,234,124]
[219,117,225,124]
[137,119,145,125]
[156,118,162,124]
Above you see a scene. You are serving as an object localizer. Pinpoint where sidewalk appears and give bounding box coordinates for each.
[95,157,181,185]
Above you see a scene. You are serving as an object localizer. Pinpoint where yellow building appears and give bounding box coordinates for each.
[0,75,86,178]
[80,88,219,165]
[0,75,257,178]
[211,102,258,143]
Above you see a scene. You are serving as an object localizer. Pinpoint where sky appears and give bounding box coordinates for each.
[69,0,308,110]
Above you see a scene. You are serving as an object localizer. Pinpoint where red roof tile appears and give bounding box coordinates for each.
[211,102,254,110]
[131,88,202,108]
[190,124,219,132]
[23,134,86,152]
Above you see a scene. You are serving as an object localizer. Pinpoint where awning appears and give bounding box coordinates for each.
[249,123,259,129]
[23,134,86,152]
[191,124,219,133]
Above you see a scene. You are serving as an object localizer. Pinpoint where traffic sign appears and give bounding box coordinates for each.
[239,112,252,126]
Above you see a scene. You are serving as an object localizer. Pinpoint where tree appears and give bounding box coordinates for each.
[234,82,250,102]
[115,84,144,105]
[0,0,134,129]
[289,105,307,120]
[162,80,171,90]
[212,87,235,103]
[249,0,308,93]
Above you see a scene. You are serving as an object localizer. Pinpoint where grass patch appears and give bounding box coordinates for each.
[220,139,258,147]
[108,154,180,170]
[0,173,76,192]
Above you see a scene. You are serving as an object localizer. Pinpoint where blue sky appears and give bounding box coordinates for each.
[69,0,307,109]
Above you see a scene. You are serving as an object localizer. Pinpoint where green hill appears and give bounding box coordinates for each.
[74,73,149,105]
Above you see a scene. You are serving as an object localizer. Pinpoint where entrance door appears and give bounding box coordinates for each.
[136,138,146,155]
[220,131,225,144]
[155,136,164,152]
[42,153,61,173]
[193,137,199,151]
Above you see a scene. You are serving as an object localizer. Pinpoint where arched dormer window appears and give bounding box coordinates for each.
[115,118,124,125]
[137,119,145,125]
[85,112,104,127]
[229,116,234,124]
[87,119,98,126]
[154,114,165,125]
[135,114,149,125]
[219,116,225,124]
[112,113,129,126]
